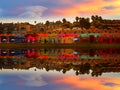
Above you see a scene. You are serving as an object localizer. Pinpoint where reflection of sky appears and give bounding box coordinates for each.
[0,70,120,90]
[55,76,120,90]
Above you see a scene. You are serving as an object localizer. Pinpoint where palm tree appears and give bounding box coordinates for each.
[34,21,37,33]
[72,16,80,29]
[55,20,62,29]
[62,18,67,23]
[34,21,37,24]
[62,18,67,30]
[45,20,50,30]
[91,15,103,29]
[75,16,79,22]
[91,15,95,21]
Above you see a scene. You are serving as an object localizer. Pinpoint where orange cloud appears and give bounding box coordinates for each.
[52,0,120,17]
[55,76,120,90]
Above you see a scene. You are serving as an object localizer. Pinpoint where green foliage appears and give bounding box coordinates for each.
[91,15,103,29]
[79,17,90,29]
[62,18,72,29]
[45,20,50,29]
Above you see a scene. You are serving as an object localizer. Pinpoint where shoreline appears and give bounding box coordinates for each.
[0,43,120,49]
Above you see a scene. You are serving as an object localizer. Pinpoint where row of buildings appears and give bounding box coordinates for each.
[0,29,120,43]
[0,22,45,34]
[1,19,120,34]
[0,19,120,44]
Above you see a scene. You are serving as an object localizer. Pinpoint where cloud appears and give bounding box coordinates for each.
[55,76,120,90]
[0,9,2,12]
[18,6,47,18]
[104,0,114,2]
[0,80,2,84]
[104,6,116,10]
[19,74,47,87]
[0,9,3,15]
[0,0,120,21]
[104,82,119,87]
[51,0,120,17]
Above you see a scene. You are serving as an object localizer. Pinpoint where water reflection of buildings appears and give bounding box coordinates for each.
[0,48,120,77]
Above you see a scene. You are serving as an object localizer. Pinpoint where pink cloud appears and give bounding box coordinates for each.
[55,76,120,90]
[18,6,47,18]
[19,74,47,87]
[51,0,120,17]
[0,8,3,15]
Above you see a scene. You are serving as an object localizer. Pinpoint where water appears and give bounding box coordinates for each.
[0,48,120,90]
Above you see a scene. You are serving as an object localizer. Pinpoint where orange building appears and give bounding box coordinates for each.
[14,23,31,34]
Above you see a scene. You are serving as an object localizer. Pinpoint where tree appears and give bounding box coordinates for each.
[45,20,50,30]
[62,18,72,29]
[79,17,90,29]
[91,15,103,29]
[75,16,79,22]
[34,21,37,24]
[62,18,67,24]
[72,16,80,29]
[84,18,90,29]
[55,20,62,29]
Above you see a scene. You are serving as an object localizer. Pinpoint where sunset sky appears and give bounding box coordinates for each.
[1,72,120,90]
[0,0,120,23]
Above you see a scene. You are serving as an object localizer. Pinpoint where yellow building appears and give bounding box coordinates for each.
[14,23,31,34]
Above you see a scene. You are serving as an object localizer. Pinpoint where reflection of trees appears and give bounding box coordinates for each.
[1,57,120,77]
[35,61,120,77]
[45,65,50,72]
[62,69,67,74]
[73,63,91,75]
[91,64,103,77]
[62,64,73,74]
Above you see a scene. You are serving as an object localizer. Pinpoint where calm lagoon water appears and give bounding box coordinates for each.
[0,48,120,90]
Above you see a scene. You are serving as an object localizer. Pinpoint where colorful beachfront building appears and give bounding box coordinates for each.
[57,33,78,44]
[38,33,49,43]
[37,33,78,44]
[0,34,16,43]
[0,34,26,43]
[25,33,38,43]
[0,29,120,44]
